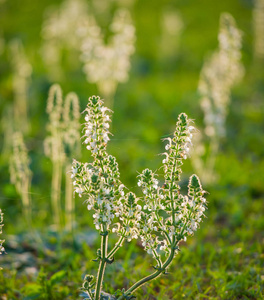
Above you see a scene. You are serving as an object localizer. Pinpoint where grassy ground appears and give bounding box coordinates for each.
[0,0,263,299]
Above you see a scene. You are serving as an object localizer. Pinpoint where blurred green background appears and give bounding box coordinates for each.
[0,0,263,299]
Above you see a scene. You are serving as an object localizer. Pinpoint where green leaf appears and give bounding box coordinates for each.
[23,293,43,300]
[22,283,43,300]
[50,270,67,286]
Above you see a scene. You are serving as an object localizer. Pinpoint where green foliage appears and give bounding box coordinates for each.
[23,269,68,300]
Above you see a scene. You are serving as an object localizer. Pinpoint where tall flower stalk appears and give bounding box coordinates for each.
[80,8,136,105]
[44,84,80,232]
[9,132,32,228]
[44,84,64,230]
[41,0,136,107]
[118,115,206,299]
[192,13,244,183]
[63,93,80,232]
[9,39,32,134]
[72,96,207,299]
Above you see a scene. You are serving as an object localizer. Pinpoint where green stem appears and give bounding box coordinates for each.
[169,141,182,226]
[51,159,62,231]
[87,289,93,300]
[95,227,108,300]
[117,238,178,300]
[153,249,162,269]
[107,235,125,260]
[65,163,74,233]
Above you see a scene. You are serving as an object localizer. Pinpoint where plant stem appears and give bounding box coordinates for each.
[65,163,74,233]
[95,227,108,300]
[23,176,32,229]
[107,235,125,260]
[51,159,62,231]
[117,238,178,300]
[87,288,93,300]
[153,249,162,269]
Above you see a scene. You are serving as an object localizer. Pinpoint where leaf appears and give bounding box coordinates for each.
[50,270,67,286]
[23,293,42,300]
[23,283,42,294]
[22,283,43,300]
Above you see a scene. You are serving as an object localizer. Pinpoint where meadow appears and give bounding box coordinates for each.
[0,0,263,299]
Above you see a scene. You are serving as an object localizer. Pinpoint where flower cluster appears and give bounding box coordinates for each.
[44,84,64,162]
[63,93,81,155]
[113,192,142,241]
[184,175,207,234]
[44,84,80,161]
[136,114,207,259]
[82,96,112,156]
[137,169,164,211]
[9,39,32,133]
[199,13,244,138]
[81,8,136,99]
[162,113,194,179]
[0,209,4,257]
[41,0,136,100]
[72,154,125,231]
[72,96,126,232]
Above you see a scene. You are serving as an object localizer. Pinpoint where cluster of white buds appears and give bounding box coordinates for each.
[41,0,136,100]
[81,8,136,99]
[199,13,244,138]
[136,169,164,255]
[72,96,144,241]
[162,113,194,174]
[44,84,64,162]
[113,192,142,241]
[9,39,32,133]
[44,84,80,161]
[183,176,207,235]
[0,209,4,257]
[136,113,206,259]
[137,169,163,211]
[82,96,112,156]
[63,93,81,155]
[72,96,127,233]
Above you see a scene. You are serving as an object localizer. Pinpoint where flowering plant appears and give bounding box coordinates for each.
[71,96,207,299]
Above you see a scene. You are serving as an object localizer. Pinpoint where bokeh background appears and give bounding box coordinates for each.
[0,0,263,299]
